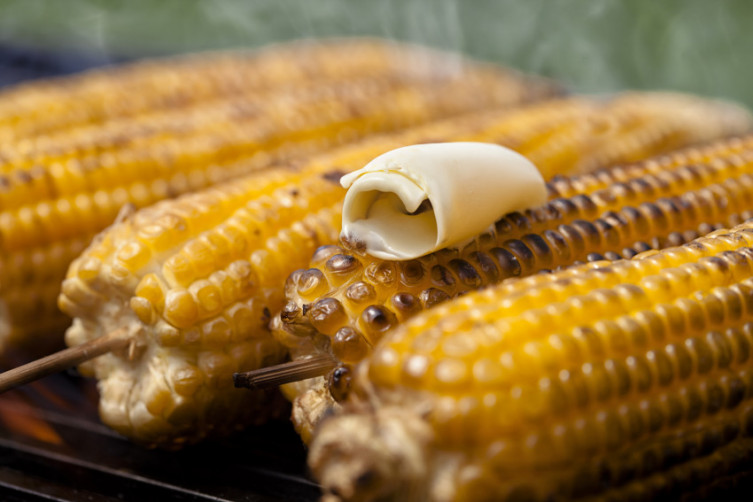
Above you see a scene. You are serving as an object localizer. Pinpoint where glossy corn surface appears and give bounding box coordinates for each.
[278,128,753,444]
[0,39,559,354]
[310,222,753,501]
[58,105,581,446]
[59,91,752,445]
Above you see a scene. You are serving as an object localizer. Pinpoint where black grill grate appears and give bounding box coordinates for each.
[0,43,123,89]
[0,374,317,502]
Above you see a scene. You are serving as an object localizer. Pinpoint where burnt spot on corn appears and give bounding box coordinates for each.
[490,247,522,278]
[281,301,301,323]
[468,251,499,284]
[420,288,451,309]
[571,193,598,218]
[549,198,579,219]
[594,219,620,248]
[16,170,33,184]
[309,298,347,336]
[504,239,535,273]
[542,229,571,263]
[572,220,601,250]
[360,305,397,341]
[448,259,481,289]
[506,211,531,233]
[391,293,422,318]
[340,233,367,254]
[311,245,344,267]
[345,281,376,304]
[333,326,370,363]
[494,217,515,236]
[365,261,397,286]
[431,265,456,288]
[321,169,348,184]
[328,365,353,402]
[521,234,553,269]
[641,202,669,234]
[326,254,361,275]
[295,268,328,298]
[399,260,425,285]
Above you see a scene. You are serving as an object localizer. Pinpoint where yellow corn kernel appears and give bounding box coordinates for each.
[115,241,152,273]
[135,273,167,310]
[163,290,198,329]
[130,297,156,325]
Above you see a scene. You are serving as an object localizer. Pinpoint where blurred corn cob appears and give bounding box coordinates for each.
[0,39,561,354]
[277,132,753,443]
[0,39,504,143]
[58,93,751,446]
[310,221,753,501]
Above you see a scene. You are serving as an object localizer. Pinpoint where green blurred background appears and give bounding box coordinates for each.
[1,0,752,107]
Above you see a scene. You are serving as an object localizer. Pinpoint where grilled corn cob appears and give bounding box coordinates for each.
[278,133,753,443]
[310,221,753,501]
[0,40,560,354]
[58,93,750,446]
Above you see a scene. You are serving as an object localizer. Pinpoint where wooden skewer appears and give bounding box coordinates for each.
[0,327,130,394]
[234,353,338,390]
[0,325,335,394]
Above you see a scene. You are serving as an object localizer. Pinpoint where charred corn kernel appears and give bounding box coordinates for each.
[2,39,559,353]
[60,91,751,446]
[279,132,753,442]
[310,221,753,501]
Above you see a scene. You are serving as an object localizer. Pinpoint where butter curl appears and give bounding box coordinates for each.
[340,142,547,260]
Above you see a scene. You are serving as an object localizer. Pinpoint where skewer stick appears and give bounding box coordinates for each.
[0,328,130,394]
[234,353,337,390]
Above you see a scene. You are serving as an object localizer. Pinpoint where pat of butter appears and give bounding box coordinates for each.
[340,142,547,260]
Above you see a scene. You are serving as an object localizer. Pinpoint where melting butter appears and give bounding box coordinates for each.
[340,142,547,260]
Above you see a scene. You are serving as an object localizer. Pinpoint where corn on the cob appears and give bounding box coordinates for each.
[277,133,753,443]
[0,40,560,354]
[0,39,507,143]
[57,92,750,446]
[309,221,753,501]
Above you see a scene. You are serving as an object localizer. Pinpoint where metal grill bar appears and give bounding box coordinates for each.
[0,373,318,502]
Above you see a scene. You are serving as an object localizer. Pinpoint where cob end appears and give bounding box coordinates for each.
[309,406,432,501]
[287,380,335,445]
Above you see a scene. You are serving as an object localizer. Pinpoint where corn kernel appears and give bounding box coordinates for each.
[163,289,198,329]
